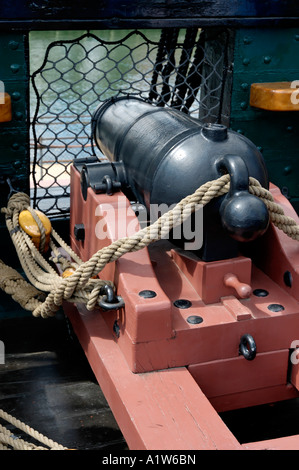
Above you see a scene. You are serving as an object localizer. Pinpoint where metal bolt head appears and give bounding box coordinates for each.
[283,166,292,176]
[241,82,249,91]
[12,92,21,101]
[139,290,157,298]
[187,315,203,324]
[173,299,192,309]
[10,64,20,74]
[253,288,269,297]
[267,303,284,312]
[15,112,23,121]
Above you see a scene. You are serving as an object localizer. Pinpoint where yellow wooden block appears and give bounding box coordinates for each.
[0,93,12,122]
[250,82,299,111]
[19,209,52,252]
[62,267,76,278]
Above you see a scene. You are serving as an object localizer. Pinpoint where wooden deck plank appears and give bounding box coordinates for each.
[65,302,242,450]
[0,314,127,450]
[3,308,299,450]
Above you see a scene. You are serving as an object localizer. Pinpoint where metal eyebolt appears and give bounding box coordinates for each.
[239,334,257,360]
[98,285,125,311]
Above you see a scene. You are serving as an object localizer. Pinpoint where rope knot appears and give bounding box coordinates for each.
[1,192,30,217]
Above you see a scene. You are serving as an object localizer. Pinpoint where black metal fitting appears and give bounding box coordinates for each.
[139,290,157,298]
[98,285,125,311]
[187,315,203,324]
[91,96,270,261]
[217,154,270,243]
[239,334,256,360]
[80,160,127,200]
[74,223,85,241]
[173,299,192,309]
[92,174,121,196]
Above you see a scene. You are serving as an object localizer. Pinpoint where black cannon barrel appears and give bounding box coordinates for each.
[93,96,268,211]
[92,96,270,259]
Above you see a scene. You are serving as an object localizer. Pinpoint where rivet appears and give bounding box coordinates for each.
[283,165,292,175]
[240,101,247,110]
[187,315,203,324]
[173,299,192,309]
[12,92,21,101]
[13,160,22,169]
[10,64,20,74]
[243,58,250,65]
[286,126,293,132]
[8,41,19,50]
[295,35,299,42]
[267,303,285,312]
[237,129,244,134]
[243,37,252,45]
[253,289,269,297]
[11,143,20,150]
[139,290,157,298]
[241,82,249,91]
[257,146,263,153]
[264,56,271,64]
[15,112,23,121]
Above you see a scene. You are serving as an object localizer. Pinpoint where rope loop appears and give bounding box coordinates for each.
[0,408,67,450]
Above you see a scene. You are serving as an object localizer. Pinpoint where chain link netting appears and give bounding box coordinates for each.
[30,28,230,217]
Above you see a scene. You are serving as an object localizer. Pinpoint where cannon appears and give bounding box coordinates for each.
[80,96,270,260]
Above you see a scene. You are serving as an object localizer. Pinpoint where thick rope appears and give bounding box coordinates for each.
[1,175,299,319]
[0,259,44,312]
[0,409,67,450]
[1,193,113,317]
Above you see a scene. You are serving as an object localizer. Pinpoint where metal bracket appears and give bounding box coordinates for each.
[98,285,125,311]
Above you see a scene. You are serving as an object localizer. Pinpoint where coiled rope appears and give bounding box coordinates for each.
[0,409,67,450]
[1,192,114,317]
[1,174,299,319]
